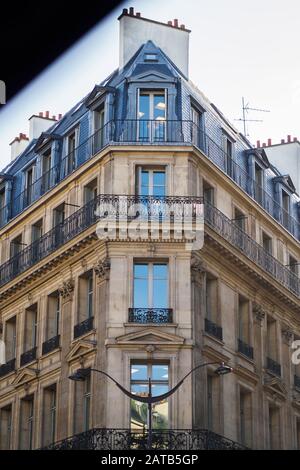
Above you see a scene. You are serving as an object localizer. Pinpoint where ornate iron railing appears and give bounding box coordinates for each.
[204,318,223,341]
[0,358,16,377]
[294,375,300,389]
[20,347,37,367]
[0,194,203,287]
[41,428,248,450]
[128,308,173,323]
[266,357,281,377]
[42,335,60,355]
[1,120,299,242]
[238,339,254,360]
[204,201,300,297]
[74,317,94,339]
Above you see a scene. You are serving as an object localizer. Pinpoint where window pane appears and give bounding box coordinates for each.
[152,365,169,381]
[151,384,168,397]
[134,264,148,278]
[134,280,148,308]
[154,95,166,120]
[139,95,150,120]
[153,279,167,307]
[153,264,168,279]
[153,171,165,186]
[131,364,148,381]
[130,399,148,430]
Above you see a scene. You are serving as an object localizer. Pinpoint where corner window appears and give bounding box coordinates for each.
[130,362,169,430]
[137,167,166,196]
[138,90,166,142]
[133,262,168,308]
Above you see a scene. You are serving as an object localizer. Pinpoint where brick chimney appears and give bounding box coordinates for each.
[10,133,29,161]
[28,111,58,140]
[118,7,191,76]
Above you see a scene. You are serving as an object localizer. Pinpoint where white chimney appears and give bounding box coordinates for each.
[9,133,29,161]
[29,111,58,140]
[118,8,190,77]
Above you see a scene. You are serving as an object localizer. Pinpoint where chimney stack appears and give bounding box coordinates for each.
[28,111,58,140]
[267,138,272,146]
[262,143,266,148]
[281,138,285,144]
[256,140,261,148]
[287,134,291,143]
[293,137,298,142]
[10,133,29,161]
[118,8,190,76]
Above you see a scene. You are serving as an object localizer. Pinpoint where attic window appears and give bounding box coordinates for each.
[144,53,158,62]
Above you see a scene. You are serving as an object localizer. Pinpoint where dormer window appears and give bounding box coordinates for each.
[93,103,105,152]
[254,163,263,204]
[41,147,51,194]
[24,165,35,207]
[222,132,234,178]
[138,90,166,142]
[66,129,78,175]
[282,190,290,229]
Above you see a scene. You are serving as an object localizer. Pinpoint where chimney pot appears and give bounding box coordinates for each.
[262,143,266,148]
[174,19,179,27]
[122,8,128,15]
[45,111,50,118]
[167,20,172,25]
[293,137,297,142]
[52,115,56,120]
[281,139,285,144]
[39,112,43,117]
[129,7,134,16]
[180,24,185,29]
[136,12,141,17]
[256,140,261,148]
[58,113,62,120]
[287,134,291,143]
[267,138,272,146]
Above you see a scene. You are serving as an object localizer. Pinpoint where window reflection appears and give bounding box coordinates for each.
[130,363,169,430]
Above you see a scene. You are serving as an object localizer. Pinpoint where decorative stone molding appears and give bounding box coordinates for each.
[59,279,75,300]
[282,327,293,346]
[94,258,110,279]
[191,257,206,274]
[253,303,265,325]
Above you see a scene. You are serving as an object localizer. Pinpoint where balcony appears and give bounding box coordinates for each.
[204,318,223,341]
[294,375,300,389]
[74,317,94,339]
[1,120,299,243]
[20,347,37,367]
[42,335,60,355]
[266,357,281,377]
[0,358,16,378]
[128,308,173,324]
[41,427,248,450]
[238,339,254,360]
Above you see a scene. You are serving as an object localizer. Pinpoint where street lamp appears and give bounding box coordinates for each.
[69,361,233,449]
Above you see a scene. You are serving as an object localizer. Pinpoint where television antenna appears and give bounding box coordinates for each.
[235,97,270,137]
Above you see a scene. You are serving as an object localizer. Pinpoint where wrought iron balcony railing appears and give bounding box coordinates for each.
[128,308,173,323]
[266,357,281,377]
[41,427,248,450]
[20,347,37,367]
[294,374,300,389]
[1,120,299,243]
[0,194,202,288]
[238,339,254,360]
[74,317,94,339]
[204,318,223,341]
[0,358,16,378]
[42,335,60,356]
[204,201,300,298]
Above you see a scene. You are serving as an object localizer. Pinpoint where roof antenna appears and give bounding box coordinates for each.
[235,97,270,137]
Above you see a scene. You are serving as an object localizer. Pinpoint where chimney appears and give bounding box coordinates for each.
[10,133,29,161]
[28,111,58,140]
[262,143,266,148]
[287,134,291,143]
[293,137,298,142]
[267,138,272,146]
[281,138,285,144]
[118,8,190,76]
[256,140,261,148]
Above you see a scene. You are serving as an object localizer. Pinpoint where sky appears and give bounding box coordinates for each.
[0,0,300,169]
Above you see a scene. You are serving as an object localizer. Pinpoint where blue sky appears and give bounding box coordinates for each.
[0,0,300,168]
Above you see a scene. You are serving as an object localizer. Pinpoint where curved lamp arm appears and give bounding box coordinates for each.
[89,362,222,405]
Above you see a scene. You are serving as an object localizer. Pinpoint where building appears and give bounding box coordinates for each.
[0,7,300,450]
